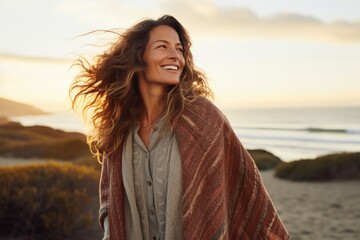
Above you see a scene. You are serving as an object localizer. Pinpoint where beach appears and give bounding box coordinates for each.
[1,157,359,239]
[261,170,360,240]
[2,107,359,239]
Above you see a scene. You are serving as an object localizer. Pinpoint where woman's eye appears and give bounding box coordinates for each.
[157,45,166,49]
[177,48,184,53]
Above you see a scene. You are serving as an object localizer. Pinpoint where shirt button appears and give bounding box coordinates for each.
[147,181,152,187]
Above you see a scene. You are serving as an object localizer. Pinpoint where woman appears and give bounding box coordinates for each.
[70,15,288,240]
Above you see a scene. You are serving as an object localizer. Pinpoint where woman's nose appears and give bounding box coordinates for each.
[168,47,180,60]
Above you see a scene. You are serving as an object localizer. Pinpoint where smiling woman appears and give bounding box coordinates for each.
[137,25,186,146]
[69,15,288,240]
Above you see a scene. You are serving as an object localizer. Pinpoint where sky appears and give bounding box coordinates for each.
[1,0,360,112]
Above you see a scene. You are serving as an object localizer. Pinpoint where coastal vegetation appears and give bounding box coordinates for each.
[275,152,360,181]
[0,121,100,239]
[248,149,283,170]
[0,121,98,168]
[0,162,99,239]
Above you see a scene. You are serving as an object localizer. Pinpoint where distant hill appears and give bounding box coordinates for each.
[0,121,90,160]
[0,98,46,117]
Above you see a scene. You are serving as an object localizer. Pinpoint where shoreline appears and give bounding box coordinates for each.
[5,110,360,162]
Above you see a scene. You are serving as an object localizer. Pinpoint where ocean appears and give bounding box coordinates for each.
[10,106,360,162]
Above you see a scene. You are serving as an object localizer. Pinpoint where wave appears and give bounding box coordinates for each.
[244,141,342,153]
[234,126,360,135]
[307,127,346,133]
[235,133,360,145]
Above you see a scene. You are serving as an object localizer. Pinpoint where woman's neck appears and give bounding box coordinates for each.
[139,89,165,126]
[140,98,163,125]
[138,79,166,125]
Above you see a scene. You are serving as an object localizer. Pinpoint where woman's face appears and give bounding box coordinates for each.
[138,25,185,86]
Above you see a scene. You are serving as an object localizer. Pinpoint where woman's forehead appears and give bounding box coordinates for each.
[147,25,182,45]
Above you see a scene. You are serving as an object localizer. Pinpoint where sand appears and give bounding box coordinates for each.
[1,158,359,239]
[261,170,360,240]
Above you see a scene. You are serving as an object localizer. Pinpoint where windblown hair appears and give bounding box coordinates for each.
[70,15,212,162]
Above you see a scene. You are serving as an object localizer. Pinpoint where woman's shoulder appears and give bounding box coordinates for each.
[176,96,234,147]
[183,96,228,125]
[188,96,223,113]
[189,96,214,107]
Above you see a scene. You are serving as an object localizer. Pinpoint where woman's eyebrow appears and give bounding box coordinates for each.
[152,39,182,46]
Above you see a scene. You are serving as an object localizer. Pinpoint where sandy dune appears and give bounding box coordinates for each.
[261,170,360,240]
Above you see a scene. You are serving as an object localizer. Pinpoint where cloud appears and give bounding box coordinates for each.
[56,0,160,27]
[58,0,360,44]
[0,53,71,64]
[159,0,360,44]
[0,0,346,45]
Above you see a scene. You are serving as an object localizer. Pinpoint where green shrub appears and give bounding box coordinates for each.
[275,152,360,181]
[0,162,99,238]
[248,149,283,170]
[43,139,91,160]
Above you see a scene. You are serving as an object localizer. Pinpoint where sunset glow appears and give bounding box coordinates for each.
[1,0,360,112]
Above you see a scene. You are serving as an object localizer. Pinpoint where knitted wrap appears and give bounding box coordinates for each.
[99,97,289,239]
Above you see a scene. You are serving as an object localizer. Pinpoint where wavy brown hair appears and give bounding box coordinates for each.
[70,15,212,162]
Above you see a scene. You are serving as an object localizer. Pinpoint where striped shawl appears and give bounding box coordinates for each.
[99,97,289,239]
